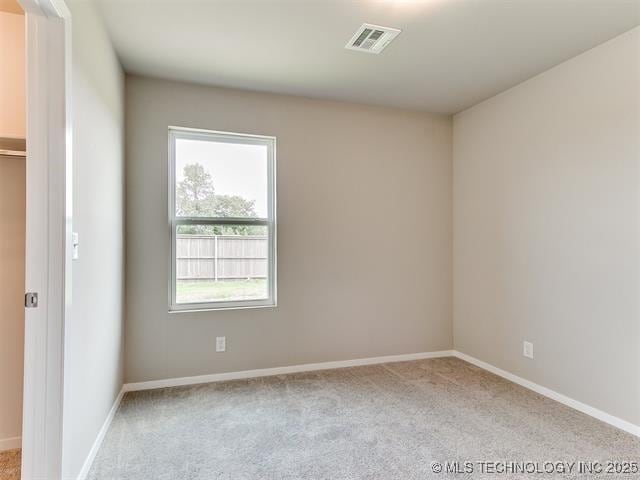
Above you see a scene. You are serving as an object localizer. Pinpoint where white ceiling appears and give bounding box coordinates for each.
[95,0,640,114]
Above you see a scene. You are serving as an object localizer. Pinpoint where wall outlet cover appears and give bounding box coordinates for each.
[216,336,226,352]
[523,341,534,359]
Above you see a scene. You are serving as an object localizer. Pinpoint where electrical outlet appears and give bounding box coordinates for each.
[216,336,226,353]
[523,341,534,359]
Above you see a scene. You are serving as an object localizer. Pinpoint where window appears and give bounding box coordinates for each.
[169,127,276,311]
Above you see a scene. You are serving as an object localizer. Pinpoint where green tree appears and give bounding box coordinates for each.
[213,194,256,218]
[176,163,263,236]
[176,163,216,217]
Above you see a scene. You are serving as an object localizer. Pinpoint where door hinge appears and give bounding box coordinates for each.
[25,292,38,308]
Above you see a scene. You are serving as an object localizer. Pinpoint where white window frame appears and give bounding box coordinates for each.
[168,126,277,312]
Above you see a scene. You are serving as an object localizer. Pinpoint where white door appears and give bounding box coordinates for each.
[20,1,71,478]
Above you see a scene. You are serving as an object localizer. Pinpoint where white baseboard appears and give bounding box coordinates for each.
[123,350,456,392]
[0,436,21,452]
[76,388,125,480]
[452,350,640,438]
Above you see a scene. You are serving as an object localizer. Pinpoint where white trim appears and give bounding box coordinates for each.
[19,0,72,478]
[76,388,125,480]
[20,0,70,17]
[167,127,277,312]
[0,437,22,452]
[452,350,640,438]
[123,350,455,392]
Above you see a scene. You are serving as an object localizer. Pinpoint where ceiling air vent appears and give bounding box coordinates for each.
[345,23,401,54]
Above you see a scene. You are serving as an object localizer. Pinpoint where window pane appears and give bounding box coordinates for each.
[175,224,269,304]
[175,137,268,218]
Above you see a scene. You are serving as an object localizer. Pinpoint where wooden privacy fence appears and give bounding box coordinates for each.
[176,234,268,280]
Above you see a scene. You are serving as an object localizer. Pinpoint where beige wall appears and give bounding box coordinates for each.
[0,2,24,451]
[0,11,25,138]
[0,155,24,449]
[125,75,453,383]
[0,0,23,15]
[453,27,640,425]
[61,1,125,477]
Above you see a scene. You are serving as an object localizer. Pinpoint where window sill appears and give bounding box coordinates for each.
[168,303,277,314]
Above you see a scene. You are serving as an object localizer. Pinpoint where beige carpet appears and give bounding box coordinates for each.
[88,357,639,479]
[0,449,20,480]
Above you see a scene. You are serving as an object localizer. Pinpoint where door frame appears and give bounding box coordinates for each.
[18,0,71,478]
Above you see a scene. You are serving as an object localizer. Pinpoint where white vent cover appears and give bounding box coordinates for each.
[345,23,401,54]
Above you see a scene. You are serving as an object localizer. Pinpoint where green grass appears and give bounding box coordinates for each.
[177,278,267,303]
